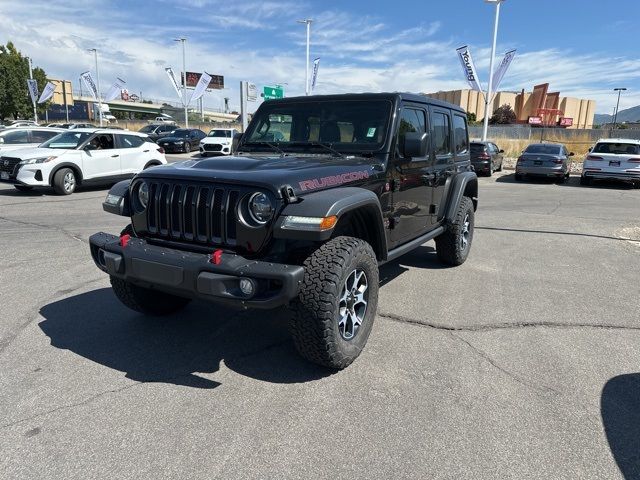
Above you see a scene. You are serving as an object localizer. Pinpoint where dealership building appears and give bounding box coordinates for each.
[425,83,596,129]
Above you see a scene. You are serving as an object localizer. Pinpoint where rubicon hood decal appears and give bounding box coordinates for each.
[298,170,370,191]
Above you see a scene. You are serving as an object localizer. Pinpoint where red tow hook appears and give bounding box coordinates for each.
[119,234,131,248]
[210,249,223,265]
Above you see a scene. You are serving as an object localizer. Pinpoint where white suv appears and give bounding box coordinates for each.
[200,128,237,156]
[0,127,65,154]
[581,138,640,187]
[0,129,167,194]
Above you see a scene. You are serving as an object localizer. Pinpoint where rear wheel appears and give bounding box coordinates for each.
[14,185,33,192]
[487,162,493,177]
[435,196,474,266]
[52,168,77,195]
[290,236,379,369]
[496,160,503,172]
[110,277,191,315]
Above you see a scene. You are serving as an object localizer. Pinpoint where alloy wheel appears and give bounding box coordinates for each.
[338,269,368,340]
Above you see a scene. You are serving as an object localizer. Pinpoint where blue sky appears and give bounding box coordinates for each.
[1,0,639,114]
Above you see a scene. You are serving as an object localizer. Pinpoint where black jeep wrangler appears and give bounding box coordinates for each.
[89,93,477,369]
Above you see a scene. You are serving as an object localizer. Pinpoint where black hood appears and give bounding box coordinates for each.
[138,154,380,196]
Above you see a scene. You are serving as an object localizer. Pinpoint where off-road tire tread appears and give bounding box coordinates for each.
[290,236,378,369]
[435,196,474,266]
[110,276,190,315]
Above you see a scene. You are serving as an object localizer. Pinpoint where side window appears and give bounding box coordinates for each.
[491,143,499,153]
[1,130,30,144]
[432,112,452,159]
[31,130,59,143]
[120,135,145,148]
[397,107,426,158]
[453,114,469,155]
[92,134,115,150]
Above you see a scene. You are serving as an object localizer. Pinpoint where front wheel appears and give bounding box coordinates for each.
[435,196,474,266]
[110,277,191,315]
[52,168,77,195]
[290,236,379,369]
[184,143,191,153]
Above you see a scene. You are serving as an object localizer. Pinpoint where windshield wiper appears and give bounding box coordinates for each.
[287,141,344,157]
[241,141,285,156]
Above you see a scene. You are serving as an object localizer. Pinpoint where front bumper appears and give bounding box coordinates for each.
[89,232,304,309]
[0,165,49,186]
[158,144,187,153]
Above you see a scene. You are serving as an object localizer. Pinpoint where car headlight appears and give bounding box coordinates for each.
[138,181,149,209]
[20,156,57,165]
[248,192,274,224]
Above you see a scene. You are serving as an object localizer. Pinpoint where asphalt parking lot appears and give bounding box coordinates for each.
[1,171,639,479]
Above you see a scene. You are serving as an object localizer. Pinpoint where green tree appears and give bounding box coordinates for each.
[466,111,477,123]
[489,104,516,125]
[0,42,48,122]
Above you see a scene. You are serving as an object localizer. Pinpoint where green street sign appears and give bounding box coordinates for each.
[263,85,284,100]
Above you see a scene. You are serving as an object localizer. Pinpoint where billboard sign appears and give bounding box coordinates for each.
[559,117,573,127]
[263,85,284,100]
[528,116,543,125]
[182,71,224,90]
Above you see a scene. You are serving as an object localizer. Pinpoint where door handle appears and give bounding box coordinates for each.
[143,149,150,152]
[111,154,119,158]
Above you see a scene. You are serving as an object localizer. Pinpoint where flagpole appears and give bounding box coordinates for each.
[482,0,503,142]
[27,57,38,123]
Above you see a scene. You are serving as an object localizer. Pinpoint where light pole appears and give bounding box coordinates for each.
[174,37,188,127]
[87,48,103,126]
[482,0,504,142]
[612,87,627,129]
[26,57,37,123]
[297,19,313,96]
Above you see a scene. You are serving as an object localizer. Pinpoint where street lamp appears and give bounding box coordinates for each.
[173,37,188,127]
[481,0,505,142]
[87,48,103,126]
[612,87,627,129]
[296,19,313,96]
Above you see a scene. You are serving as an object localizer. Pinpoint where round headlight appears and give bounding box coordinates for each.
[248,192,273,224]
[138,182,149,209]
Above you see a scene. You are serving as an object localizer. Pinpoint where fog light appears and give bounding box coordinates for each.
[239,278,255,297]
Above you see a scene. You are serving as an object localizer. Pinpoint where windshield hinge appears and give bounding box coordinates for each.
[281,185,299,204]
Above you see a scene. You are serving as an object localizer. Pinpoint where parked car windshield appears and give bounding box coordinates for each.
[208,129,231,137]
[242,99,392,153]
[40,131,93,149]
[593,142,640,155]
[524,144,561,155]
[171,129,191,138]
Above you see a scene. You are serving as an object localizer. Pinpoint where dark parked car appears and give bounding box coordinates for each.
[470,141,503,176]
[515,143,574,183]
[156,128,206,153]
[138,123,177,141]
[90,92,478,369]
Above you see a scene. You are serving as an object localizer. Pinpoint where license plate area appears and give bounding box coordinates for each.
[609,161,621,167]
[534,161,543,166]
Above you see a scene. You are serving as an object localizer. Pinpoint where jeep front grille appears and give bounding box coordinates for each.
[145,181,240,246]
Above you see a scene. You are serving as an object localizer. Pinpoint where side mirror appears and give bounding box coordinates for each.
[499,149,504,153]
[232,132,243,152]
[402,132,428,159]
[569,152,575,157]
[588,147,592,152]
[84,143,97,151]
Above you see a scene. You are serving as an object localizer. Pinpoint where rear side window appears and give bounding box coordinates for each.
[1,130,30,144]
[593,142,640,155]
[31,130,60,143]
[432,112,452,157]
[453,114,469,155]
[120,135,145,148]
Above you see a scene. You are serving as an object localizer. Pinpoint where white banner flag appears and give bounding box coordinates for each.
[27,79,39,104]
[456,45,483,92]
[80,71,99,100]
[491,49,516,92]
[105,77,126,101]
[311,57,320,91]
[37,81,56,104]
[165,67,183,100]
[190,72,211,104]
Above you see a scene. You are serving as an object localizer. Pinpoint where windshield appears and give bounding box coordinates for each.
[524,144,561,155]
[171,129,190,138]
[40,131,92,149]
[242,99,392,153]
[593,142,640,155]
[208,129,231,137]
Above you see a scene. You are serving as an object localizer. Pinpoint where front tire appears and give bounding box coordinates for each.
[110,277,191,315]
[435,196,474,266]
[290,236,379,369]
[52,168,77,195]
[184,143,191,153]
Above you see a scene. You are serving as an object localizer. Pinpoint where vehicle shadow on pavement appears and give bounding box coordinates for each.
[496,173,637,190]
[0,184,114,197]
[38,288,332,389]
[379,245,445,287]
[601,373,640,479]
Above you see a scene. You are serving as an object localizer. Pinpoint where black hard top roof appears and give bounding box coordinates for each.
[263,92,466,114]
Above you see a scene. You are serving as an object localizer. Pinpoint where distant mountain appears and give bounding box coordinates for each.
[594,105,640,125]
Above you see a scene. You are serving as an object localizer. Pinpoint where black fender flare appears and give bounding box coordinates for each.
[102,179,132,216]
[442,171,478,223]
[48,162,84,186]
[273,186,387,260]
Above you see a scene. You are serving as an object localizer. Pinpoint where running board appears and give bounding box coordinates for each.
[381,226,445,265]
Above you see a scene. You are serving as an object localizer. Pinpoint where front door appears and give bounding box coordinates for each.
[389,105,431,246]
[81,134,121,180]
